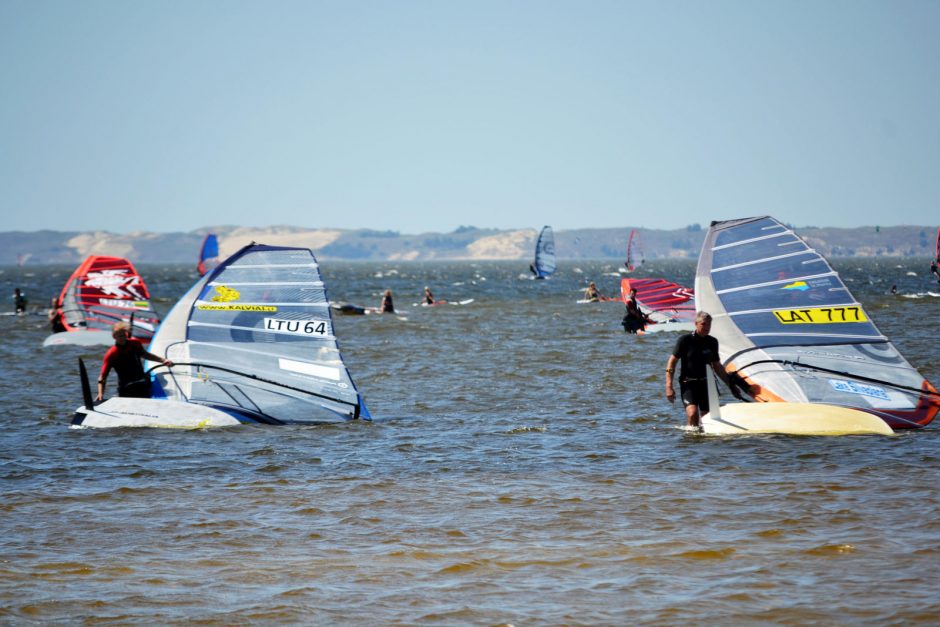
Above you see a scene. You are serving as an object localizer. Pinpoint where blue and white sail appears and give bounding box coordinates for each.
[696,216,938,430]
[197,233,220,276]
[73,244,370,428]
[532,226,556,279]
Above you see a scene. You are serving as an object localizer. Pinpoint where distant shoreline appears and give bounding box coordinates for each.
[2,224,937,265]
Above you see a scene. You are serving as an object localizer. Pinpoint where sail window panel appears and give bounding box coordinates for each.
[228,249,318,267]
[188,379,357,422]
[712,234,807,268]
[712,254,829,291]
[714,218,788,247]
[211,267,323,285]
[717,276,855,311]
[187,343,359,408]
[200,283,328,305]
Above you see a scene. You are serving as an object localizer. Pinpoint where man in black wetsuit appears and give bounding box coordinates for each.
[664,311,748,429]
[621,288,649,333]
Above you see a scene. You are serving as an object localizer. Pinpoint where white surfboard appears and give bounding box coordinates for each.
[72,397,243,429]
[43,330,114,347]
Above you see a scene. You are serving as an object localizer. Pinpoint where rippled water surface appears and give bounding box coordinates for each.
[2,258,939,624]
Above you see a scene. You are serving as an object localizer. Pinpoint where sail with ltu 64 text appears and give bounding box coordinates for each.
[696,216,939,432]
[72,244,370,428]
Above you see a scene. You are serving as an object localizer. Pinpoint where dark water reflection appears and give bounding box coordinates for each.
[1,258,939,624]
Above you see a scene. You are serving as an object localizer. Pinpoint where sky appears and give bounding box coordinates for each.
[2,1,939,235]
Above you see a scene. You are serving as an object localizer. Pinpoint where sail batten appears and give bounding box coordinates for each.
[697,215,939,429]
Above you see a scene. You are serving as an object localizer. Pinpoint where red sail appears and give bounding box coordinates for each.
[54,256,161,340]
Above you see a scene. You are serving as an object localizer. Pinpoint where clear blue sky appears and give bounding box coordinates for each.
[2,1,938,234]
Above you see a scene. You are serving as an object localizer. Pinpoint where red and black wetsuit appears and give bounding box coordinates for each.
[100,338,151,398]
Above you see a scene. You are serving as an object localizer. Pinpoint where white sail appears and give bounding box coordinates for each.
[696,216,938,430]
[75,244,369,427]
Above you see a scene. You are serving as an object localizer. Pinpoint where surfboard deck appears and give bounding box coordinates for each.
[72,397,243,429]
[701,402,894,436]
[43,330,114,347]
[699,367,893,435]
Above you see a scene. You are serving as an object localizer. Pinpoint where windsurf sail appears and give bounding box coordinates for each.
[149,244,369,424]
[532,226,556,279]
[197,233,220,276]
[624,229,644,272]
[620,277,695,324]
[696,216,939,429]
[52,256,161,340]
[935,226,939,264]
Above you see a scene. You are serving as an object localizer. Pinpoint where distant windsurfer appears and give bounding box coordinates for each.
[13,288,26,314]
[621,288,650,333]
[931,259,940,283]
[583,281,602,302]
[529,263,538,278]
[423,286,435,305]
[48,297,66,332]
[665,311,750,430]
[380,289,395,313]
[97,321,172,401]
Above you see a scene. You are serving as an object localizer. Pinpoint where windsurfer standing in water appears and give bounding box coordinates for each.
[664,311,750,430]
[931,259,940,283]
[97,321,173,401]
[380,289,395,313]
[621,288,650,333]
[423,286,435,305]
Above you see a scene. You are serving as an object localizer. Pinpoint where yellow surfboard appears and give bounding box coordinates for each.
[700,369,894,436]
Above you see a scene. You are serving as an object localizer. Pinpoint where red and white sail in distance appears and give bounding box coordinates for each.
[620,277,695,323]
[54,256,161,340]
[624,229,644,272]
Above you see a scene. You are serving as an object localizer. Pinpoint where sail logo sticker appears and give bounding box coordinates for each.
[782,281,809,291]
[829,379,890,401]
[264,318,329,336]
[197,304,277,312]
[100,298,151,309]
[211,285,241,302]
[772,306,868,324]
[85,270,146,299]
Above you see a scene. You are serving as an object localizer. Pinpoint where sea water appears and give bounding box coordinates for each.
[1,258,939,624]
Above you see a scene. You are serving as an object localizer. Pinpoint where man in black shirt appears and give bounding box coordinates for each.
[664,311,748,429]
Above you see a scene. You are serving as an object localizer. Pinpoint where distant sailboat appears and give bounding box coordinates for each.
[43,256,162,347]
[530,226,556,279]
[621,229,644,273]
[620,277,695,332]
[72,244,370,428]
[695,216,939,435]
[197,233,220,276]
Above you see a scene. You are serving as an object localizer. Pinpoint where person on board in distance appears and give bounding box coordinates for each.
[423,286,435,305]
[583,281,602,302]
[621,288,650,333]
[664,311,751,429]
[97,321,173,401]
[13,288,27,314]
[48,297,66,332]
[380,289,395,313]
